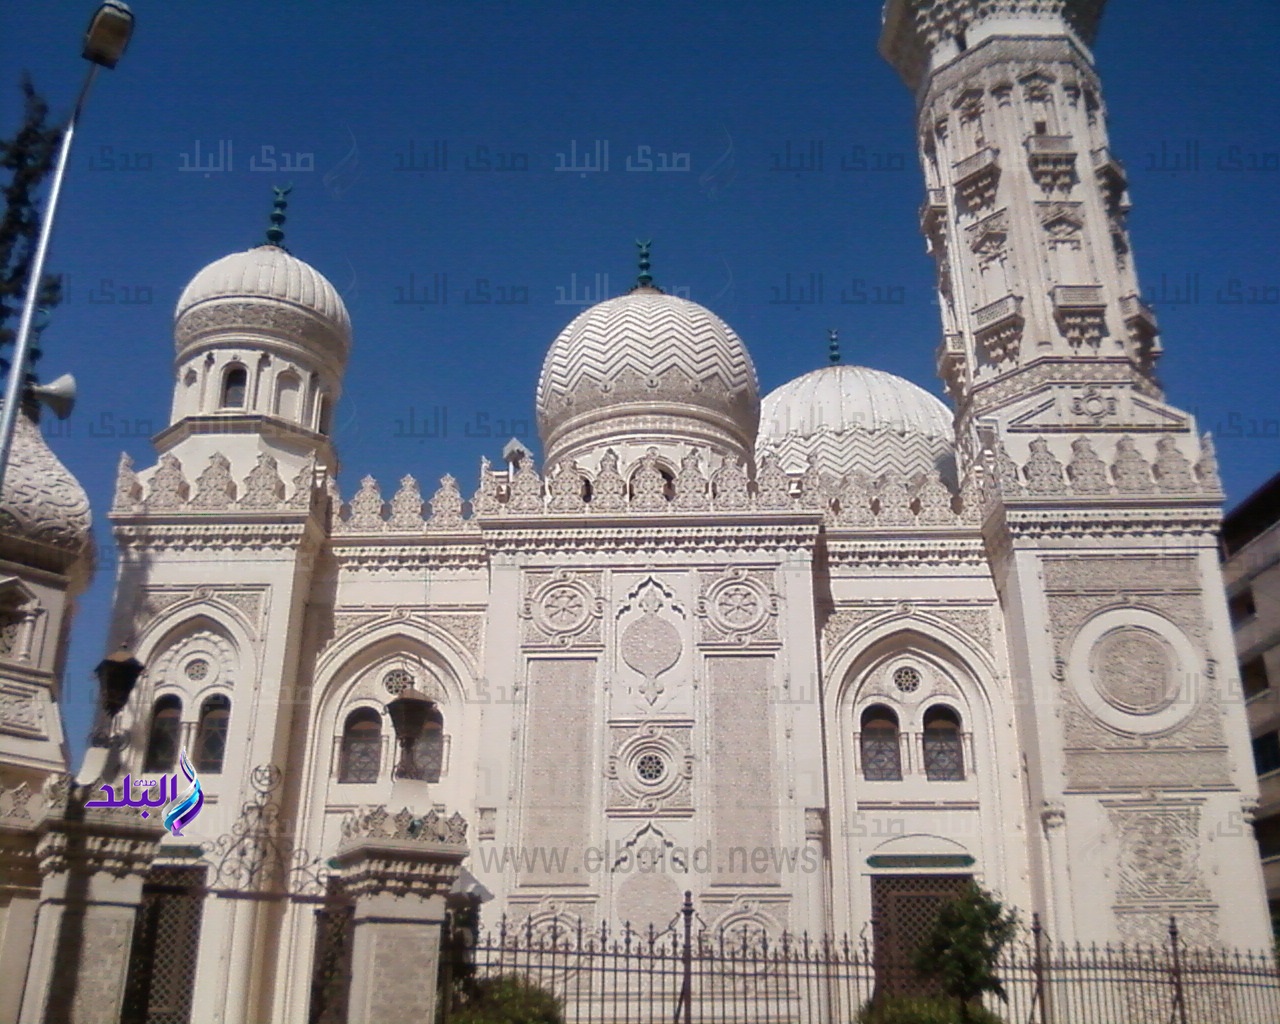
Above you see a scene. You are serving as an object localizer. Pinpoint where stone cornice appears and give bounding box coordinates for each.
[328,536,489,572]
[995,501,1223,541]
[478,516,823,556]
[111,518,319,554]
[825,533,988,569]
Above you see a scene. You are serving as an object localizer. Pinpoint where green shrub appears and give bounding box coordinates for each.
[855,995,1005,1024]
[447,974,564,1024]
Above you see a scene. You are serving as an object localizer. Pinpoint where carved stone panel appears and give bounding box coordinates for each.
[606,720,693,816]
[696,567,780,646]
[616,577,687,707]
[520,569,604,648]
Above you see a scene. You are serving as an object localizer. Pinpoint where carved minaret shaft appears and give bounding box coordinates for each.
[882,0,1159,435]
[880,1,1271,952]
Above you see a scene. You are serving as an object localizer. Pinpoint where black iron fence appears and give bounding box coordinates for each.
[439,894,1280,1024]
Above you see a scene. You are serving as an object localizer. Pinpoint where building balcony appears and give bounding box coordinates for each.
[919,188,947,233]
[972,294,1023,332]
[1093,145,1128,190]
[1026,136,1078,191]
[1026,135,1075,155]
[1120,293,1159,334]
[953,146,1000,183]
[1051,284,1107,310]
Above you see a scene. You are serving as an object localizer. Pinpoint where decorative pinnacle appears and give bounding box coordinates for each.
[828,328,840,365]
[635,238,653,289]
[265,184,293,249]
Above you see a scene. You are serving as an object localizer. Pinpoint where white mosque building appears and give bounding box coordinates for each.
[0,2,1271,1022]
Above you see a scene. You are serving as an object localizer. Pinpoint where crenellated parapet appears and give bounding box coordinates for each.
[111,451,326,517]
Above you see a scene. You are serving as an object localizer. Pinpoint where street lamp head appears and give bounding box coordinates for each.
[94,644,144,717]
[82,1,134,69]
[386,686,435,745]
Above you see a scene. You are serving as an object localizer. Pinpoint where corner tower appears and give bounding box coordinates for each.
[881,0,1271,951]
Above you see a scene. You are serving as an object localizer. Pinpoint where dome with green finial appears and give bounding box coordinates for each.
[174,190,351,363]
[536,244,759,467]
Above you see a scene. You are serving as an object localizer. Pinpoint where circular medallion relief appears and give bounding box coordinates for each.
[1067,609,1198,737]
[185,659,210,682]
[1090,628,1176,715]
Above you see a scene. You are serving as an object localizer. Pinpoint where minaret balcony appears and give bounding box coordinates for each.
[1092,146,1127,187]
[1120,293,1159,335]
[953,146,1000,183]
[1026,136,1078,191]
[919,188,947,234]
[972,294,1023,331]
[1051,284,1106,311]
[953,148,1001,212]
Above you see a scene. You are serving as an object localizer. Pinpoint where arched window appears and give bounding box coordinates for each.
[194,694,231,774]
[923,705,965,781]
[274,371,301,420]
[221,365,247,408]
[860,705,902,781]
[411,705,445,784]
[144,695,183,773]
[316,393,333,435]
[339,708,383,784]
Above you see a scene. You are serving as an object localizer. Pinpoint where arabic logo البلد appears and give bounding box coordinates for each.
[163,748,205,836]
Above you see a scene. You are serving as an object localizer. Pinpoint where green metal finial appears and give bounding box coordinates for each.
[828,328,841,365]
[635,238,653,289]
[265,184,293,249]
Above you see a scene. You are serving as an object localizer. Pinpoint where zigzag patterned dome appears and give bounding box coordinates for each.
[536,291,760,464]
[758,364,955,483]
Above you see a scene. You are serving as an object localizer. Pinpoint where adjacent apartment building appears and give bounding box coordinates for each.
[1223,470,1280,919]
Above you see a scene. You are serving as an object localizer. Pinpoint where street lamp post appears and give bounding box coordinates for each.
[0,2,134,493]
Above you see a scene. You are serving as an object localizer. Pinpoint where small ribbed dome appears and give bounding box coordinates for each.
[536,291,760,464]
[0,412,93,576]
[758,364,955,481]
[174,245,351,360]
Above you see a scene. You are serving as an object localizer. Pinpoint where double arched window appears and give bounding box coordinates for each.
[860,705,902,781]
[339,708,383,784]
[144,695,182,773]
[858,702,966,782]
[194,695,231,774]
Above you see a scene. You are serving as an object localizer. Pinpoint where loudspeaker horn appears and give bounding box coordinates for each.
[28,374,77,421]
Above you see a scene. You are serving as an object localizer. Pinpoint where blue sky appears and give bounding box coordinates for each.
[4,1,1279,760]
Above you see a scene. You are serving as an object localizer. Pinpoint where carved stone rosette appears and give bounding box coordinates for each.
[520,569,605,647]
[696,567,780,646]
[606,720,694,816]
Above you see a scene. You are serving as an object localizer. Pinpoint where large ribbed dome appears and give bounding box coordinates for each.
[536,291,760,464]
[758,364,955,481]
[174,245,351,361]
[0,412,93,578]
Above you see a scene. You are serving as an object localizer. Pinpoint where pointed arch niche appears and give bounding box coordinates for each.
[305,627,475,849]
[824,622,1018,940]
[131,614,247,780]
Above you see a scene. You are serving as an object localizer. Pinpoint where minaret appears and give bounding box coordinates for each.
[881,0,1159,438]
[881,1,1271,952]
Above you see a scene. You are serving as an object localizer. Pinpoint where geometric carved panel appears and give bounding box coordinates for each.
[1106,801,1210,904]
[696,567,779,646]
[606,720,693,817]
